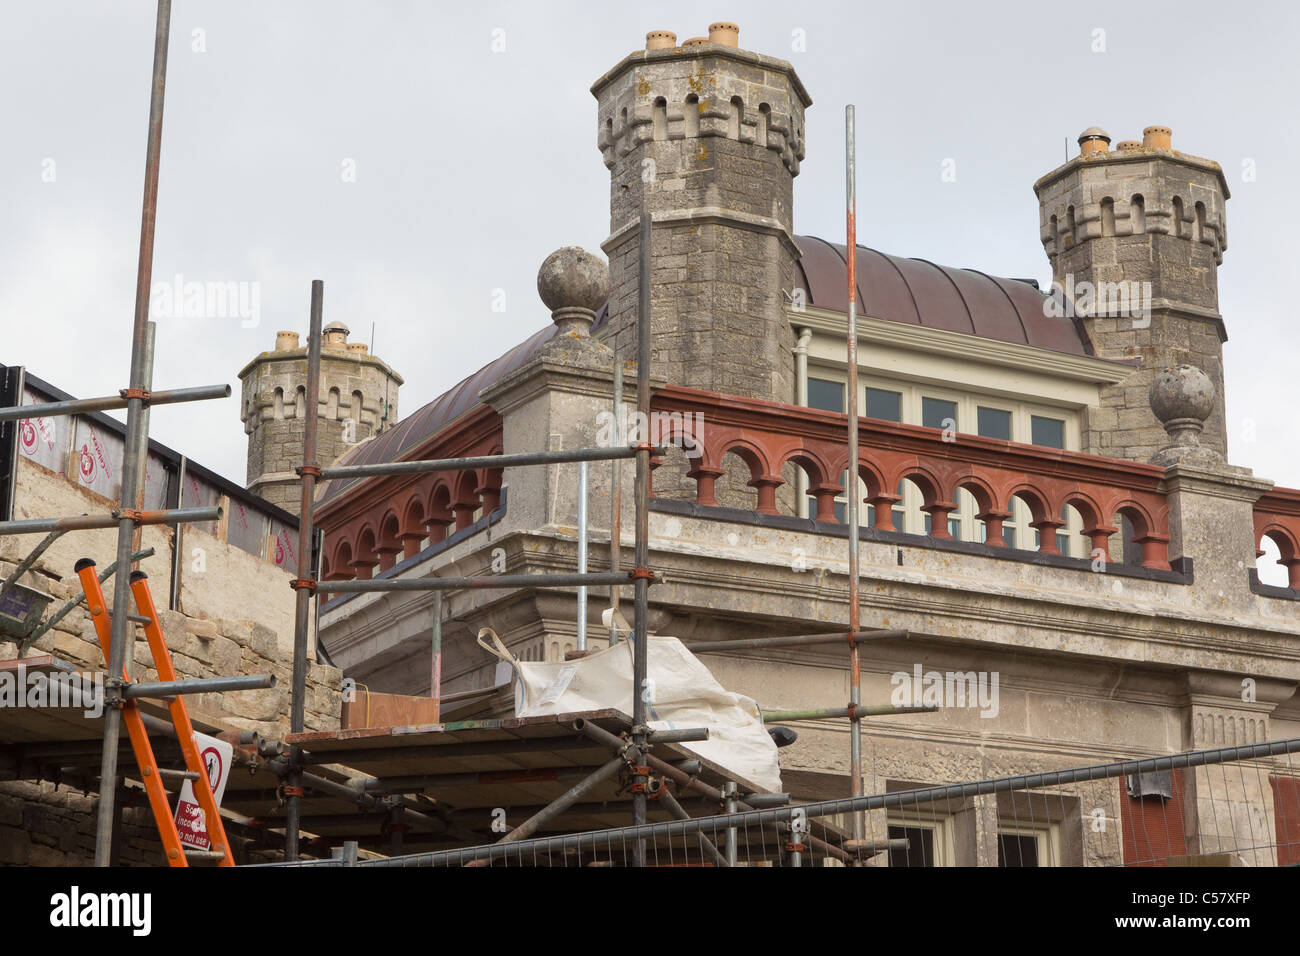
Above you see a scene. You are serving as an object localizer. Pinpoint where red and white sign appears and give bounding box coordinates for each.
[173,733,232,851]
[267,518,297,569]
[73,419,124,499]
[18,388,66,473]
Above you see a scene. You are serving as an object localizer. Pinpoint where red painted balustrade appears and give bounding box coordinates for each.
[1253,487,1300,588]
[307,382,1300,589]
[315,405,504,581]
[648,385,1175,569]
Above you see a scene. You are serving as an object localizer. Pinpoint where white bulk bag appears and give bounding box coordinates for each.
[478,629,782,794]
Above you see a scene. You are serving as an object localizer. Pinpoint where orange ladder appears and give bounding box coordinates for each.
[75,558,235,867]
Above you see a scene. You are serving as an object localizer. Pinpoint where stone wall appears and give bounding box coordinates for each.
[1,460,343,866]
[8,455,303,656]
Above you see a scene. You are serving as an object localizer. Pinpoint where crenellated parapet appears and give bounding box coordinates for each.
[1034,126,1232,464]
[1036,140,1229,268]
[594,45,807,178]
[237,326,402,514]
[591,25,811,411]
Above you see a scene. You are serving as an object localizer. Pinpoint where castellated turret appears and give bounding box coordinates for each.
[238,324,402,514]
[1035,126,1230,462]
[592,22,811,403]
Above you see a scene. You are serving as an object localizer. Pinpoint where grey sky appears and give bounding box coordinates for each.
[3,0,1296,492]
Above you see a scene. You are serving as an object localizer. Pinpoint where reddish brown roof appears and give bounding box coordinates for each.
[793,236,1090,356]
[317,237,1090,503]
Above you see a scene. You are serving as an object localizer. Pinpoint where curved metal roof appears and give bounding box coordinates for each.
[793,236,1090,356]
[319,237,1090,505]
[317,306,610,505]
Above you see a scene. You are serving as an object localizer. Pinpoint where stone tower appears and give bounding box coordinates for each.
[238,324,402,514]
[1034,126,1230,462]
[592,22,810,403]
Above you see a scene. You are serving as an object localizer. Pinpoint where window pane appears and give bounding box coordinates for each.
[807,378,844,413]
[1031,415,1065,449]
[888,825,936,867]
[865,387,902,422]
[977,406,1012,440]
[997,833,1039,867]
[922,397,957,431]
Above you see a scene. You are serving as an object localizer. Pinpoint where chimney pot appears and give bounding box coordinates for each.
[274,331,300,352]
[708,22,740,47]
[645,30,676,50]
[346,342,367,355]
[1142,125,1172,150]
[682,36,709,48]
[322,321,350,350]
[1077,127,1111,157]
[1115,140,1141,151]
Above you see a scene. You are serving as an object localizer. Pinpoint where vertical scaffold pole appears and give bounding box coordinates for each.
[94,0,172,868]
[608,359,623,644]
[286,279,323,860]
[577,460,588,652]
[845,104,864,848]
[631,208,652,867]
[430,591,443,721]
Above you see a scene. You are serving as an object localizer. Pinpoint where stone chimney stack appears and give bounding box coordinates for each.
[1034,126,1230,462]
[592,23,811,403]
[238,326,403,514]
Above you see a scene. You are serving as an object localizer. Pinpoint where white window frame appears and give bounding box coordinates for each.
[886,811,956,868]
[805,367,1086,556]
[997,823,1062,868]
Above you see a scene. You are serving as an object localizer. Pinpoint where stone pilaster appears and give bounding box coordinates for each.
[1178,673,1296,866]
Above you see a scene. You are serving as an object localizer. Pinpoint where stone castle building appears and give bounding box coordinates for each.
[239,323,402,514]
[238,23,1300,866]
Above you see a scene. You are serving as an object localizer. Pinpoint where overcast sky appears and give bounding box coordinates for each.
[3,0,1297,492]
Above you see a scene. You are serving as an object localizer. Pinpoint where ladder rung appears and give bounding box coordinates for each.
[183,849,227,862]
[105,608,153,625]
[158,768,200,781]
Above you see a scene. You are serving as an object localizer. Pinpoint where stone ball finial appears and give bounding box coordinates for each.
[537,246,609,337]
[1149,364,1221,466]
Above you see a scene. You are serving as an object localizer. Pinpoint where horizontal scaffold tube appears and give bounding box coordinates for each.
[121,673,275,699]
[762,704,937,722]
[684,629,908,654]
[317,571,653,594]
[319,445,667,480]
[0,383,231,422]
[0,506,221,536]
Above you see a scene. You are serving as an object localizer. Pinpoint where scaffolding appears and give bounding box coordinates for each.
[0,0,274,866]
[7,2,1294,871]
[0,0,920,867]
[253,736,1300,868]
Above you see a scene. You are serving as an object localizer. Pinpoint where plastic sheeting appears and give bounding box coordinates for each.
[479,630,782,793]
